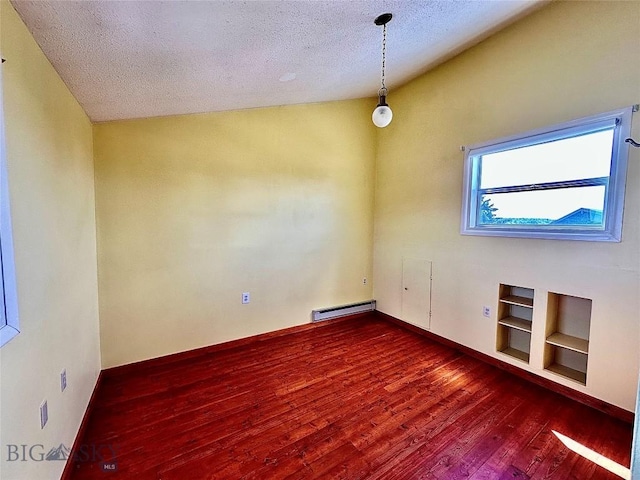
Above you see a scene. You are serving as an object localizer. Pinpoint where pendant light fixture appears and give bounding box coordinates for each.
[372,12,393,128]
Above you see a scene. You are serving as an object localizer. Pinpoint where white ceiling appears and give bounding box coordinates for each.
[10,0,543,123]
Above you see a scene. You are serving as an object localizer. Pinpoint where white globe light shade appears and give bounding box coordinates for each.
[372,105,393,128]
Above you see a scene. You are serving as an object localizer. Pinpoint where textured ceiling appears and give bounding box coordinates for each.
[10,0,543,122]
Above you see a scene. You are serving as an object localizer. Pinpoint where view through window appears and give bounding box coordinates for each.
[478,129,612,227]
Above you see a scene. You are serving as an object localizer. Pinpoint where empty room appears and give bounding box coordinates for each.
[1,0,639,479]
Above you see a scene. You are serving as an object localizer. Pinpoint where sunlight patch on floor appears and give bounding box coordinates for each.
[552,430,630,479]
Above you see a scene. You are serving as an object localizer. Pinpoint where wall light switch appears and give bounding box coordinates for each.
[40,400,48,429]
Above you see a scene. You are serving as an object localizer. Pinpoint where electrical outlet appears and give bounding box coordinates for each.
[242,292,250,304]
[61,369,67,392]
[363,278,367,285]
[482,306,491,318]
[40,400,48,429]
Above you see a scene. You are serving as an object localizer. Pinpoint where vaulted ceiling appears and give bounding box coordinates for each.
[10,0,543,122]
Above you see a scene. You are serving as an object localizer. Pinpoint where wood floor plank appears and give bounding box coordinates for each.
[68,315,632,480]
[468,387,559,479]
[374,377,527,480]
[154,336,455,476]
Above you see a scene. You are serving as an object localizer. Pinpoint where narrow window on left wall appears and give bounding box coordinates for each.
[0,61,20,348]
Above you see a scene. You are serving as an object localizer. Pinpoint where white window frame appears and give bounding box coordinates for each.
[460,106,634,242]
[0,63,20,348]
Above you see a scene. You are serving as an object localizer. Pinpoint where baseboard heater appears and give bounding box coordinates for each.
[312,300,376,322]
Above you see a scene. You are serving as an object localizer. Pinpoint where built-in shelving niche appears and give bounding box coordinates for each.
[496,284,534,363]
[544,293,591,385]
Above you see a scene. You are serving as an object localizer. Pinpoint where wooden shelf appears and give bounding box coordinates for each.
[497,285,533,365]
[546,332,589,355]
[500,295,533,308]
[500,347,530,363]
[544,293,591,386]
[498,316,532,333]
[546,363,587,385]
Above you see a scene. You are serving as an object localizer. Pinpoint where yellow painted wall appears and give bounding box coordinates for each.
[93,101,376,368]
[0,2,101,479]
[373,0,640,411]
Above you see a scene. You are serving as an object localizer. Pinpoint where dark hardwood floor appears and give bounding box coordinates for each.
[69,314,632,479]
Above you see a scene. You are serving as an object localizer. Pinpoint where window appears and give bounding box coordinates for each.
[461,106,634,242]
[0,65,20,348]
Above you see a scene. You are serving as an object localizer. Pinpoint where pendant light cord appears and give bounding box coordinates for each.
[380,23,387,92]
